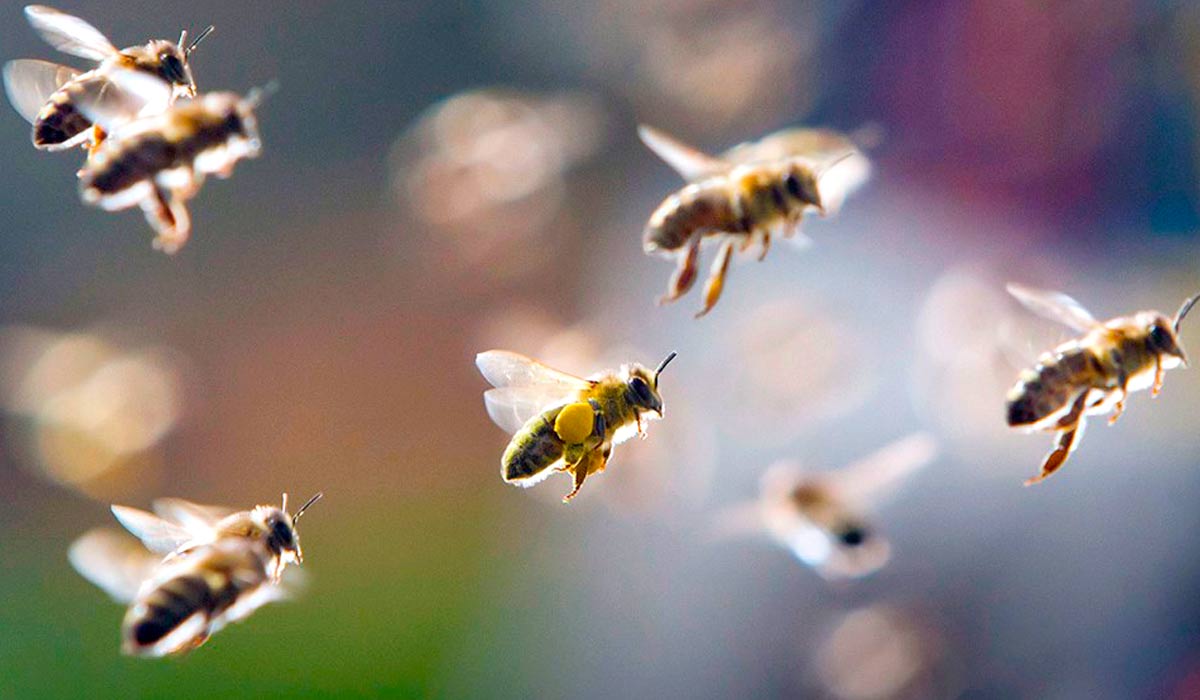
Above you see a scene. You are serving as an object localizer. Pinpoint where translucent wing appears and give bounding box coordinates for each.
[68,528,160,603]
[152,498,234,535]
[475,351,590,391]
[1006,283,1099,332]
[721,127,859,165]
[73,69,172,132]
[834,433,939,505]
[2,59,79,124]
[25,5,117,61]
[638,124,730,181]
[110,505,202,555]
[483,387,567,434]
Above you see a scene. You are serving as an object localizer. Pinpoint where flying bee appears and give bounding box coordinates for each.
[713,434,937,580]
[69,492,321,657]
[476,350,676,502]
[3,5,213,155]
[638,124,871,317]
[1006,284,1199,485]
[74,74,266,253]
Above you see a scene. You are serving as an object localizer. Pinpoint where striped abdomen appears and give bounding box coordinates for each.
[1006,346,1102,427]
[644,180,741,253]
[32,78,98,150]
[82,108,245,199]
[502,406,567,482]
[123,540,271,656]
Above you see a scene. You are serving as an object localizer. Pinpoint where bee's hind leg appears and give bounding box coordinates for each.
[562,449,607,503]
[140,186,192,254]
[659,233,702,305]
[1152,356,1165,397]
[695,238,734,318]
[1025,392,1089,486]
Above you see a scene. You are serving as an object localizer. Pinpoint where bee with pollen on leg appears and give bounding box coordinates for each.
[69,492,322,657]
[1005,283,1199,485]
[476,350,676,502]
[3,4,213,158]
[638,124,872,317]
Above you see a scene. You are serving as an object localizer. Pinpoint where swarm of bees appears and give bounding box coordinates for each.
[69,493,321,656]
[3,5,265,253]
[3,2,1197,671]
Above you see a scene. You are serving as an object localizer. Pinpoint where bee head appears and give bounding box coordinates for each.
[1146,310,1189,368]
[257,492,322,569]
[624,351,676,417]
[783,162,823,214]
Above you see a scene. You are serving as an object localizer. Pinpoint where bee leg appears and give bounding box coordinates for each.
[695,239,735,319]
[1025,393,1089,486]
[140,187,192,254]
[659,233,702,305]
[1152,356,1164,397]
[758,232,771,261]
[1108,371,1130,424]
[562,449,605,503]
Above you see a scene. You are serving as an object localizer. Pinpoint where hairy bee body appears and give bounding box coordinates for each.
[32,73,96,149]
[644,164,815,256]
[502,377,640,483]
[124,538,274,656]
[1006,320,1170,429]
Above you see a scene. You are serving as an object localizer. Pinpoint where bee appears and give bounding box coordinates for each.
[73,74,266,253]
[3,5,212,155]
[476,350,676,502]
[638,124,871,317]
[1006,284,1199,485]
[68,492,321,657]
[714,434,937,580]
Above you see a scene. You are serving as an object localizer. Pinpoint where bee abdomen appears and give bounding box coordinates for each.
[1006,348,1095,427]
[644,183,739,253]
[126,574,218,649]
[82,136,176,200]
[502,408,566,482]
[32,85,92,149]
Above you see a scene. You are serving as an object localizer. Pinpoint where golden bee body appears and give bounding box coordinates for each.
[1005,284,1196,485]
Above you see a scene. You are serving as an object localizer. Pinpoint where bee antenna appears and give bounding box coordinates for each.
[281,492,288,512]
[292,492,324,523]
[185,25,215,55]
[1175,293,1200,334]
[653,351,678,384]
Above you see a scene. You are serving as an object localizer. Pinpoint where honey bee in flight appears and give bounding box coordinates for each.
[69,493,321,657]
[476,350,676,502]
[639,124,871,317]
[3,5,212,156]
[1006,284,1199,485]
[74,72,266,252]
[714,434,937,580]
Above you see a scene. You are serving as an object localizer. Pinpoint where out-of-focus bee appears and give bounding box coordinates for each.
[714,434,937,580]
[1006,284,1199,485]
[3,5,212,155]
[69,492,321,657]
[638,124,872,317]
[476,350,676,502]
[74,73,266,253]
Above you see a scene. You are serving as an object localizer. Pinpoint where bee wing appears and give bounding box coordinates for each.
[110,505,205,555]
[2,59,80,124]
[833,432,939,506]
[68,528,159,603]
[483,387,567,434]
[72,69,172,132]
[475,350,590,391]
[151,498,235,534]
[638,124,731,181]
[1006,283,1100,332]
[24,6,118,61]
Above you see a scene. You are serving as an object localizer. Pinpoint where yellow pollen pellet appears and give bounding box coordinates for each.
[554,402,594,444]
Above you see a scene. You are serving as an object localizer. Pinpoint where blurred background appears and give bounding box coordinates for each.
[2,0,1200,697]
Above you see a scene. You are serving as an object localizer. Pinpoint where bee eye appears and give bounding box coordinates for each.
[271,520,294,546]
[837,525,868,547]
[785,173,803,199]
[160,54,186,83]
[629,376,653,405]
[1149,324,1172,350]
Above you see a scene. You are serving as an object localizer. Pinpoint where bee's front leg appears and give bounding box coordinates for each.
[1026,391,1089,486]
[659,233,702,305]
[1152,356,1165,397]
[695,238,734,318]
